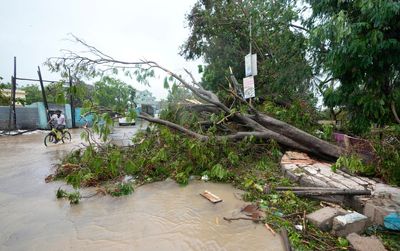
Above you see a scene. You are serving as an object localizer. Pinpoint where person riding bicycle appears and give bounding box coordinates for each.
[49,110,66,141]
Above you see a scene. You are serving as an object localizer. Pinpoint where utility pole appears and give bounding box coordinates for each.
[11,57,17,130]
[37,66,50,123]
[68,68,76,128]
[249,16,252,55]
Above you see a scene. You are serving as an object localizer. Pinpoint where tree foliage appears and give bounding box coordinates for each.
[181,0,313,103]
[93,76,136,112]
[306,0,400,133]
[21,84,42,105]
[0,77,11,106]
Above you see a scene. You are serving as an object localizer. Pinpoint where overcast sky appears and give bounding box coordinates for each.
[0,0,202,100]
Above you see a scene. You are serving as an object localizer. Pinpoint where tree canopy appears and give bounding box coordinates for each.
[181,0,313,103]
[93,76,136,113]
[306,0,400,133]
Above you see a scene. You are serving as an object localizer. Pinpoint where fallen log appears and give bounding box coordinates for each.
[47,37,346,160]
[275,186,346,191]
[288,190,371,196]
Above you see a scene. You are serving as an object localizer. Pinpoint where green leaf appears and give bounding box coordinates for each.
[163,77,170,89]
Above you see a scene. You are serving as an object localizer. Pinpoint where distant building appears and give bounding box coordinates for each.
[2,89,26,105]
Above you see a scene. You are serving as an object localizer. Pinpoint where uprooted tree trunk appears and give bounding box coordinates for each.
[47,35,344,160]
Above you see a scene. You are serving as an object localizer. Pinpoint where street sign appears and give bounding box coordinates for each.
[243,76,255,99]
[245,53,257,77]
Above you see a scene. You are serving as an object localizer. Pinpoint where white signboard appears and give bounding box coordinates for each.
[245,53,257,77]
[243,76,255,99]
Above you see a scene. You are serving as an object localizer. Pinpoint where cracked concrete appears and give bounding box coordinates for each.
[280,151,400,225]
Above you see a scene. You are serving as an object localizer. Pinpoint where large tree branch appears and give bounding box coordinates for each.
[139,112,312,153]
[48,35,344,159]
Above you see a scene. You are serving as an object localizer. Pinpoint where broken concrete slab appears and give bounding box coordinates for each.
[306,207,347,231]
[332,212,368,237]
[279,151,400,226]
[374,183,400,202]
[364,198,400,225]
[346,233,387,251]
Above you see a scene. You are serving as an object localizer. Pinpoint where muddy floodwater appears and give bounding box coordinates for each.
[0,128,283,251]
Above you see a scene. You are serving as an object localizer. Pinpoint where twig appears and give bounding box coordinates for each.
[223,217,262,222]
[281,212,303,218]
[264,223,276,236]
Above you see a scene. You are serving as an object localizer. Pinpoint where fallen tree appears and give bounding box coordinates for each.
[47,36,343,160]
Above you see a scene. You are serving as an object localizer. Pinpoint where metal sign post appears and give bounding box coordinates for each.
[243,16,257,99]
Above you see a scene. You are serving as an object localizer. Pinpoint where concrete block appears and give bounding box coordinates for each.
[374,184,400,202]
[364,199,400,225]
[332,212,368,237]
[306,207,347,231]
[300,175,330,188]
[346,233,387,251]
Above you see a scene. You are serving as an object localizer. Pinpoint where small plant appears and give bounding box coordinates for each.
[56,188,81,204]
[321,124,334,141]
[210,164,228,181]
[331,155,375,176]
[108,183,134,197]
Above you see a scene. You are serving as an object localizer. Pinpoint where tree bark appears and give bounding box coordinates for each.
[391,101,400,124]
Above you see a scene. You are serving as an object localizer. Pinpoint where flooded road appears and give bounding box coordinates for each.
[0,127,283,251]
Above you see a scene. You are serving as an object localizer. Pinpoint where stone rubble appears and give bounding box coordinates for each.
[306,207,347,231]
[280,151,400,226]
[346,233,387,251]
[332,212,368,237]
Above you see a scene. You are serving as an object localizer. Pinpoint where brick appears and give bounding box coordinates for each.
[332,212,368,237]
[346,233,387,251]
[306,207,347,231]
[281,163,299,172]
[303,165,318,175]
[300,175,330,188]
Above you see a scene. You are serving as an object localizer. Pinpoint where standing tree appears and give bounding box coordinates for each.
[94,76,136,113]
[181,0,313,104]
[306,0,400,133]
[0,77,11,106]
[21,84,42,105]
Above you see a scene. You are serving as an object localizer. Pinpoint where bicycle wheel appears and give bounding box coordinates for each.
[61,131,72,143]
[44,134,55,147]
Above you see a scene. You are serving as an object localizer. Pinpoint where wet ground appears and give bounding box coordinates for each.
[0,126,283,251]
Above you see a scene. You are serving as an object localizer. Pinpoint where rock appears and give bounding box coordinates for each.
[306,207,347,231]
[346,233,387,251]
[332,212,368,237]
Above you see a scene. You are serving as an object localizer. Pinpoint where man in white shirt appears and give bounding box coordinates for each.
[48,110,66,142]
[55,110,66,130]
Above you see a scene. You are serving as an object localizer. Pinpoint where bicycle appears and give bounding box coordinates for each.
[44,126,72,146]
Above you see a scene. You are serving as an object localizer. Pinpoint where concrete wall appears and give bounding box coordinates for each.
[0,106,40,129]
[0,102,94,130]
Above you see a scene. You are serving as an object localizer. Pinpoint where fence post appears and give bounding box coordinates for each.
[37,66,49,123]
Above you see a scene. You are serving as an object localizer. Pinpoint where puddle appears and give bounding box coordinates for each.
[0,129,283,250]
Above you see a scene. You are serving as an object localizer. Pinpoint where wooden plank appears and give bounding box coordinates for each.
[200,190,222,203]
